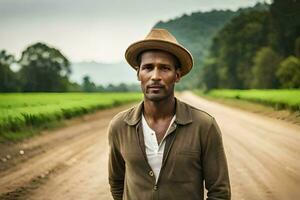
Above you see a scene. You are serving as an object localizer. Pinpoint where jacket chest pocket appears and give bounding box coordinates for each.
[169,150,202,183]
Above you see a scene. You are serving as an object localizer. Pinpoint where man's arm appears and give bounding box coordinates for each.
[202,118,231,200]
[108,122,125,200]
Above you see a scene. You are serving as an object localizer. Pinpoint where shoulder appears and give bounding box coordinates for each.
[108,104,138,130]
[107,105,137,143]
[183,101,215,127]
[181,102,222,142]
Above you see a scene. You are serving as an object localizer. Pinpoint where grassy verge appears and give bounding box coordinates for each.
[195,89,300,112]
[194,89,300,124]
[0,93,142,142]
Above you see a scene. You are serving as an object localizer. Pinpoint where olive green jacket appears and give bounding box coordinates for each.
[108,98,231,200]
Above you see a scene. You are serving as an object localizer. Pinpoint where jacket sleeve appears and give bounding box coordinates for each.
[108,121,125,200]
[202,118,231,200]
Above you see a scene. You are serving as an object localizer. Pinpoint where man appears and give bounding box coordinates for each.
[108,28,231,200]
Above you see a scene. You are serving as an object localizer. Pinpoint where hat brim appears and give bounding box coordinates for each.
[125,39,193,77]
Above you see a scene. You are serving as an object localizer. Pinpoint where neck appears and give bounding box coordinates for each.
[143,94,176,121]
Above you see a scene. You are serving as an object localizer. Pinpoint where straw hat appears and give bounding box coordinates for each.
[125,28,193,77]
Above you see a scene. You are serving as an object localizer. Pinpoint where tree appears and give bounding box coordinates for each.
[270,0,300,56]
[295,37,300,58]
[276,56,300,88]
[209,10,271,89]
[18,43,71,92]
[0,50,20,92]
[200,58,219,90]
[251,47,282,88]
[82,75,97,92]
[67,81,81,92]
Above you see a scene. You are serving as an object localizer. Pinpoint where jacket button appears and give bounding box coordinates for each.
[153,185,158,191]
[149,170,154,177]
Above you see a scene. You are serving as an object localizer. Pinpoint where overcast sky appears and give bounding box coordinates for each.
[0,0,269,63]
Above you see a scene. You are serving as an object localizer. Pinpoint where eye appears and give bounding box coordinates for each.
[162,66,171,71]
[141,65,153,71]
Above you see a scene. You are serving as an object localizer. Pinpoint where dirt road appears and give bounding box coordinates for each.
[0,91,299,200]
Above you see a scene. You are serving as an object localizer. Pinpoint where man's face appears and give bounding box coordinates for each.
[137,50,181,102]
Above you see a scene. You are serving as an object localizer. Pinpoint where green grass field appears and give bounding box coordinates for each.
[0,93,142,141]
[195,89,300,112]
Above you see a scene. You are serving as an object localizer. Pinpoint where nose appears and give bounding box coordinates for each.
[151,67,161,81]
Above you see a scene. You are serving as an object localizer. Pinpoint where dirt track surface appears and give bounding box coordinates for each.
[0,91,300,200]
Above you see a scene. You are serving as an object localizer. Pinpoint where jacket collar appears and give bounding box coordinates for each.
[124,97,193,126]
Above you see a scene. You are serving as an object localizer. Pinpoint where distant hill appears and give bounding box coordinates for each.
[70,61,138,85]
[154,2,269,89]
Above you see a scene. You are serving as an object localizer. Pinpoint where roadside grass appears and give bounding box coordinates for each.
[194,89,300,125]
[0,93,142,142]
[195,89,300,112]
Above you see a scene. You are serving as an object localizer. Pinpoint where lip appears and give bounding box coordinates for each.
[148,85,164,89]
[148,87,163,91]
[148,86,163,89]
[149,88,161,91]
[147,85,163,92]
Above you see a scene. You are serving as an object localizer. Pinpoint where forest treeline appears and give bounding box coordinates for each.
[156,0,300,90]
[0,43,139,92]
[201,0,300,90]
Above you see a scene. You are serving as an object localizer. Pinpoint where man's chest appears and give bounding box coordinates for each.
[119,123,202,167]
[119,123,203,184]
[146,119,174,144]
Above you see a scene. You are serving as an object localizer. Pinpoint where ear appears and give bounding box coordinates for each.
[175,69,181,83]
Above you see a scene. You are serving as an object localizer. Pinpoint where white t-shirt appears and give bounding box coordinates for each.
[141,114,176,182]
